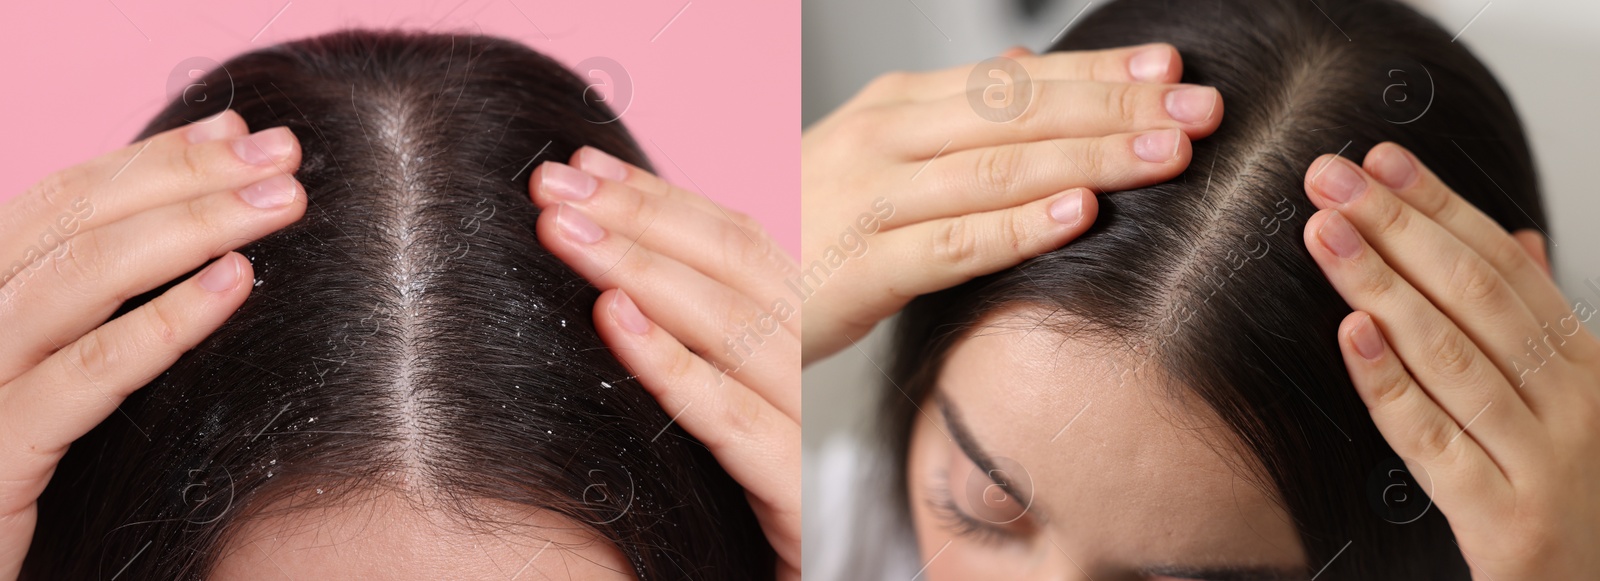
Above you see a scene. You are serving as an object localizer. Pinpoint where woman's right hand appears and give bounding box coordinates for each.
[800,44,1223,365]
[0,110,304,579]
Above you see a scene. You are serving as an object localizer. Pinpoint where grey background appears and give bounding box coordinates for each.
[802,0,1600,554]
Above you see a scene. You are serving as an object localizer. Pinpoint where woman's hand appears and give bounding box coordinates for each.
[800,44,1223,364]
[529,149,801,579]
[1304,143,1599,579]
[0,110,304,578]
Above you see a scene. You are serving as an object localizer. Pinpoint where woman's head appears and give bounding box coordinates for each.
[25,30,768,580]
[887,0,1542,578]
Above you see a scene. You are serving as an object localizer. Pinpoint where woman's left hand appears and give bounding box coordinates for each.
[528,149,801,580]
[1303,142,1600,580]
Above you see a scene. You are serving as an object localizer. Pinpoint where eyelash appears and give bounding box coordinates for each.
[925,473,1025,546]
[925,475,1257,581]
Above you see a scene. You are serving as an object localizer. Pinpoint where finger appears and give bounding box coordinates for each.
[538,205,800,420]
[568,147,731,223]
[1362,143,1577,335]
[1306,155,1557,394]
[0,112,300,261]
[1305,209,1544,474]
[861,80,1221,160]
[591,289,800,567]
[885,129,1188,225]
[0,175,304,382]
[531,162,799,336]
[1336,311,1515,513]
[998,46,1034,59]
[1512,230,1552,277]
[846,188,1097,307]
[0,253,251,500]
[846,44,1183,110]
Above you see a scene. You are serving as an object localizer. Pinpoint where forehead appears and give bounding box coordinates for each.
[211,492,633,580]
[936,308,1302,560]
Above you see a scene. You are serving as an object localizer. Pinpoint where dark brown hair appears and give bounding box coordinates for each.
[26,29,769,580]
[886,0,1543,578]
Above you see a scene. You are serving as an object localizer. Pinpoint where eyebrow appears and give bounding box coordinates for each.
[939,395,1310,581]
[940,395,1049,524]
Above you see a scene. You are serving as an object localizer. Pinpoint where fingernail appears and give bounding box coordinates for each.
[186,117,234,144]
[233,127,295,166]
[611,289,651,335]
[1351,314,1386,361]
[1369,146,1418,191]
[1000,45,1033,58]
[1129,46,1170,82]
[198,255,241,292]
[1316,158,1368,204]
[1133,129,1179,162]
[540,162,598,201]
[555,203,605,244]
[1049,190,1085,226]
[577,147,629,182]
[238,174,299,209]
[1317,211,1363,259]
[1164,86,1217,124]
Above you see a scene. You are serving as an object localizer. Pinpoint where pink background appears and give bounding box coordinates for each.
[0,0,798,257]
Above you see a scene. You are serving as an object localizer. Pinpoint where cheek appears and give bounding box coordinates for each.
[906,415,1042,580]
[908,488,1049,581]
[905,423,952,569]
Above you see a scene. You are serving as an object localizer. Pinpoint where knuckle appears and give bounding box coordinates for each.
[184,194,220,234]
[1093,50,1133,81]
[1354,261,1399,298]
[620,187,656,230]
[931,217,980,267]
[1415,185,1454,219]
[730,222,787,276]
[864,70,911,98]
[1447,254,1502,307]
[1104,83,1139,122]
[973,144,1022,196]
[50,232,107,291]
[1410,413,1462,466]
[717,382,766,441]
[662,345,701,385]
[1009,82,1044,125]
[142,298,184,347]
[1501,525,1557,564]
[618,235,657,274]
[1568,339,1600,370]
[1561,337,1600,377]
[0,453,57,511]
[1365,366,1413,409]
[1571,386,1600,425]
[727,210,766,240]
[1000,207,1032,254]
[1370,198,1413,239]
[1423,327,1477,380]
[178,138,208,182]
[1081,138,1110,180]
[833,109,886,149]
[25,170,73,210]
[1481,233,1528,273]
[717,301,763,348]
[68,329,120,382]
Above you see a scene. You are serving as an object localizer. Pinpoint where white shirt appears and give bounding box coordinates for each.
[804,435,923,580]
